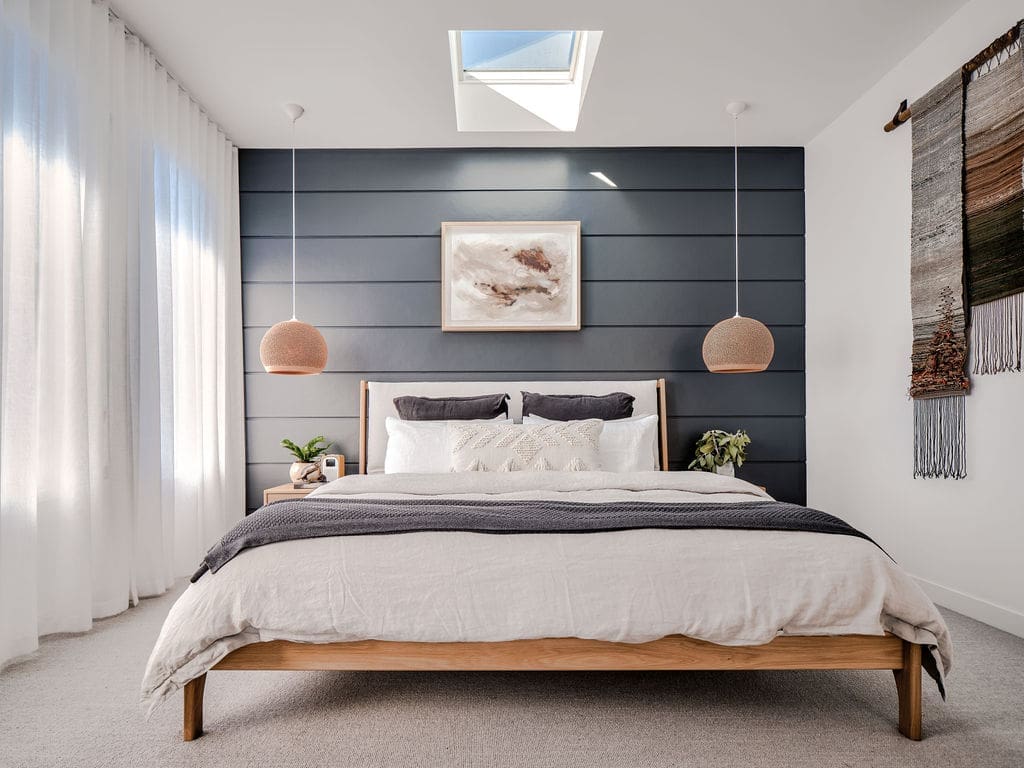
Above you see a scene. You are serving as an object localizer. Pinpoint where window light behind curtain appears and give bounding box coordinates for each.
[0,0,245,668]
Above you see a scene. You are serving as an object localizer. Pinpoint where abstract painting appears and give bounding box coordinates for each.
[441,221,581,331]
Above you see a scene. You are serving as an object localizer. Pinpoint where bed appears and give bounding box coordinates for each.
[142,379,951,742]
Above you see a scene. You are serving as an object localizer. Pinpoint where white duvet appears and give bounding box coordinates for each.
[141,471,951,713]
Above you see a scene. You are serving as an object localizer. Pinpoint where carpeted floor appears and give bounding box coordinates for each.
[0,582,1021,768]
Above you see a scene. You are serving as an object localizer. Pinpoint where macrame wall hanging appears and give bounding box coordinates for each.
[904,20,1023,479]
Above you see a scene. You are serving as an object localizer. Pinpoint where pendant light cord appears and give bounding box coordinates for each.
[291,121,297,321]
[733,113,740,318]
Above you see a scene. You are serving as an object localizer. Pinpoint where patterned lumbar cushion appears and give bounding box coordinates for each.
[447,420,604,472]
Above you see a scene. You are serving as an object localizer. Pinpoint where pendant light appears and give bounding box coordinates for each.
[702,102,775,373]
[259,103,328,375]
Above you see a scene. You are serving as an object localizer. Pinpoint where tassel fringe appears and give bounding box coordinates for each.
[970,293,1023,374]
[913,395,967,479]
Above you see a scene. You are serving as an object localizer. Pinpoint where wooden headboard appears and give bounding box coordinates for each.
[358,379,669,474]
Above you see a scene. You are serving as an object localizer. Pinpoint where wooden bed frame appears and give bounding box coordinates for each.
[182,379,925,742]
[185,635,922,742]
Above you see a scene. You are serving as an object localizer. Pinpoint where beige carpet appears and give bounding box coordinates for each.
[0,581,1021,768]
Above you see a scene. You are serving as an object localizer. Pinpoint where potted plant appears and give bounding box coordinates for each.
[281,435,329,483]
[687,429,751,477]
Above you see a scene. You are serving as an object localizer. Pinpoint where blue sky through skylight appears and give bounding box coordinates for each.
[460,31,577,72]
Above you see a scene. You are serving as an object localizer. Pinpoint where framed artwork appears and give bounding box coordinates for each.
[441,221,582,332]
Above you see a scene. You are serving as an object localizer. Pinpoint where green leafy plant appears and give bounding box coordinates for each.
[687,429,751,472]
[281,435,329,463]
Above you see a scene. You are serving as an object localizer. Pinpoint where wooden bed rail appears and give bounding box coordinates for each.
[183,634,922,742]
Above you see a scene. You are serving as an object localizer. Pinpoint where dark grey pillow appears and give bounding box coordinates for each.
[393,393,509,421]
[521,391,635,421]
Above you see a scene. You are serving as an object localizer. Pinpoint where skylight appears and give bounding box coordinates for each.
[459,31,579,80]
[448,29,603,132]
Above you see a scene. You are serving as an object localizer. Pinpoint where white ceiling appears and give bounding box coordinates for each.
[111,0,968,148]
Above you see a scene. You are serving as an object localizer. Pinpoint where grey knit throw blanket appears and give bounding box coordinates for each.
[191,497,881,582]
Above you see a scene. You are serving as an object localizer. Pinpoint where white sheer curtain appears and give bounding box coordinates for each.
[0,0,245,668]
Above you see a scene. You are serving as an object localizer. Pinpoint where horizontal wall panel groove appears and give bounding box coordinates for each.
[243,326,805,373]
[245,369,805,376]
[245,324,806,331]
[243,281,805,328]
[241,233,806,239]
[668,417,805,464]
[247,418,356,464]
[242,235,804,283]
[242,233,805,240]
[244,458,799,469]
[245,372,805,419]
[247,415,804,464]
[239,148,804,193]
[245,279,807,286]
[245,187,802,194]
[240,190,805,238]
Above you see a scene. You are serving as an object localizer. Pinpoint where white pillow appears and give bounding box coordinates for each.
[523,414,660,472]
[447,420,603,472]
[384,417,510,474]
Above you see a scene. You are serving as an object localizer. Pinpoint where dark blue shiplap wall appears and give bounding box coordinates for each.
[239,148,805,510]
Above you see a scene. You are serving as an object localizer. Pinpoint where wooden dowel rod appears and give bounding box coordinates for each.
[962,25,1019,75]
[883,107,912,132]
[883,99,911,132]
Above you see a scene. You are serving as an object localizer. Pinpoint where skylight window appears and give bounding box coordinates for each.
[459,31,579,80]
[448,29,603,132]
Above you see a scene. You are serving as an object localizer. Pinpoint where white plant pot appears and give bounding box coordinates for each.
[715,462,735,477]
[289,461,322,484]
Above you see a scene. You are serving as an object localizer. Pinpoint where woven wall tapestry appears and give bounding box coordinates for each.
[908,21,1023,479]
[965,24,1024,374]
[910,72,970,478]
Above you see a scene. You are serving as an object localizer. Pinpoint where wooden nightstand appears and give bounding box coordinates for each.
[263,484,317,505]
[263,455,344,505]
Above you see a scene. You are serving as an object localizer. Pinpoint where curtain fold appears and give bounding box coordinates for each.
[0,0,244,668]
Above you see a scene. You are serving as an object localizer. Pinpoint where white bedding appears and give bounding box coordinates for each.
[141,471,951,713]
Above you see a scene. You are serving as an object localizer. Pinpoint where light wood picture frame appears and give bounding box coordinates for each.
[441,221,582,331]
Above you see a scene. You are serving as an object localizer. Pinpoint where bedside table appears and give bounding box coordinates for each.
[263,455,344,505]
[263,484,317,505]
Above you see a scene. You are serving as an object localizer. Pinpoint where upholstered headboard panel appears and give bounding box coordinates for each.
[359,379,668,474]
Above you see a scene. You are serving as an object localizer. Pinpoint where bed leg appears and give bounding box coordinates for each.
[893,642,922,740]
[183,674,206,741]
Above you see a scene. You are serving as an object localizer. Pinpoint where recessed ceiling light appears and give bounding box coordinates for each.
[589,171,617,188]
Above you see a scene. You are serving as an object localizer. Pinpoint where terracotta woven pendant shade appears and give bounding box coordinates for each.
[260,319,328,374]
[259,104,328,376]
[702,102,775,374]
[702,315,775,373]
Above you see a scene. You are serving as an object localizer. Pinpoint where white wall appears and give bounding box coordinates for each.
[806,0,1024,637]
